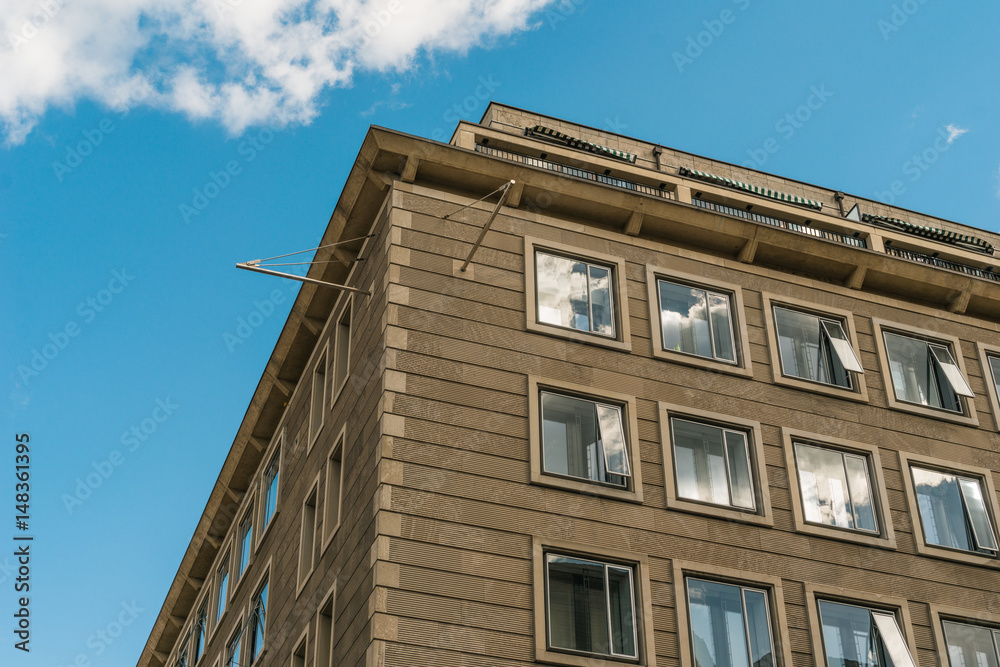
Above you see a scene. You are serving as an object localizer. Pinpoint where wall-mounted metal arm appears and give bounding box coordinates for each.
[236,261,371,295]
[459,180,515,273]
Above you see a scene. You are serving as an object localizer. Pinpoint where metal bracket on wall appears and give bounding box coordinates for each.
[457,179,516,273]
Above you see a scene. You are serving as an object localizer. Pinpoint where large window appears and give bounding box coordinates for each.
[540,391,631,487]
[309,348,328,445]
[883,331,972,412]
[193,600,208,662]
[544,553,637,661]
[215,555,229,625]
[225,627,242,667]
[248,577,268,664]
[911,466,997,555]
[237,506,253,579]
[817,601,915,667]
[793,443,877,533]
[671,418,754,511]
[323,433,345,547]
[773,307,862,388]
[535,250,615,337]
[261,452,279,531]
[333,301,351,397]
[942,620,1000,667]
[685,578,774,667]
[298,485,318,589]
[657,279,736,364]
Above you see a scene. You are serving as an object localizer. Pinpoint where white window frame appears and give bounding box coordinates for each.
[684,578,777,667]
[322,428,346,553]
[308,344,329,450]
[297,474,321,595]
[815,599,916,667]
[331,296,353,406]
[977,342,1000,432]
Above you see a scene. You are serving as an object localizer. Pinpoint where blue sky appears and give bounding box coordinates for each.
[2,1,1000,665]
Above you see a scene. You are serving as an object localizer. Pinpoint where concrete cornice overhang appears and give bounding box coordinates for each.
[140,118,1000,666]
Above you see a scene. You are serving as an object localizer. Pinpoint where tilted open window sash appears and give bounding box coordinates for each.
[958,478,999,551]
[870,612,916,667]
[596,405,631,478]
[929,345,975,398]
[820,320,864,373]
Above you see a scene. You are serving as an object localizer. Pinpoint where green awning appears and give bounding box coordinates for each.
[526,125,637,164]
[678,166,824,211]
[862,214,994,255]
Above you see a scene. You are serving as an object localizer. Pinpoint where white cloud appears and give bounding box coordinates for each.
[944,123,968,145]
[0,0,554,144]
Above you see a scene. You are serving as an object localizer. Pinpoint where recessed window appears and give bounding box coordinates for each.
[686,578,775,667]
[817,601,915,667]
[657,279,736,363]
[545,553,637,660]
[671,418,754,510]
[237,506,253,579]
[291,633,308,667]
[261,453,279,530]
[333,303,351,396]
[310,348,328,444]
[225,626,242,667]
[298,486,318,589]
[193,600,208,663]
[987,355,1000,401]
[773,307,862,388]
[174,634,189,667]
[793,443,878,534]
[883,332,972,412]
[248,577,268,664]
[541,391,631,486]
[316,592,335,667]
[912,466,997,555]
[942,620,1000,667]
[323,435,344,546]
[535,250,615,337]
[215,555,229,625]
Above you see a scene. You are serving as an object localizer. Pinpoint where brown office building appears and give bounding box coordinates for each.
[138,103,1000,667]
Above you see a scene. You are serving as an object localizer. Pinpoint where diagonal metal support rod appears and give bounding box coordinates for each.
[459,180,515,273]
[235,262,371,295]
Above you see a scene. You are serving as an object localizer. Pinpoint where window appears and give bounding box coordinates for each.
[977,343,1000,431]
[237,506,253,579]
[912,466,997,555]
[782,429,895,548]
[685,578,775,667]
[941,620,1000,667]
[316,590,335,667]
[525,238,631,352]
[541,391,631,486]
[884,331,972,411]
[793,443,877,533]
[193,600,208,663]
[773,306,862,388]
[309,348,328,445]
[175,634,190,667]
[646,267,752,377]
[215,555,229,625]
[298,485,318,589]
[248,577,268,664]
[671,418,755,511]
[989,354,1000,399]
[545,553,637,660]
[261,452,279,531]
[323,433,344,547]
[817,601,915,667]
[660,405,771,526]
[333,301,351,396]
[225,627,242,667]
[657,278,736,363]
[291,632,308,667]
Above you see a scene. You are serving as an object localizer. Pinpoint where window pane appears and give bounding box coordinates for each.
[596,405,630,477]
[547,555,611,655]
[588,265,614,336]
[673,419,732,506]
[608,566,636,657]
[942,621,1000,667]
[958,478,998,551]
[774,308,850,387]
[871,612,916,667]
[216,560,229,624]
[821,320,864,374]
[844,454,878,533]
[687,579,756,667]
[725,431,755,510]
[238,511,253,577]
[989,356,1000,400]
[930,345,975,398]
[708,292,737,362]
[659,281,714,359]
[795,444,856,530]
[819,601,879,667]
[334,307,351,390]
[884,333,960,411]
[541,393,625,486]
[743,590,774,667]
[310,353,326,438]
[263,456,279,528]
[913,467,976,552]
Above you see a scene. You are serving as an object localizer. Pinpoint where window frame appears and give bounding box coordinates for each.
[672,560,793,667]
[308,343,329,452]
[192,594,209,664]
[805,584,918,667]
[257,434,282,547]
[210,546,232,642]
[645,265,753,378]
[524,237,632,353]
[322,427,346,554]
[224,618,244,667]
[976,342,1000,432]
[331,295,353,406]
[246,566,270,666]
[899,451,1000,567]
[532,537,656,667]
[760,293,868,402]
[296,473,321,595]
[315,583,336,667]
[658,403,772,527]
[872,319,978,426]
[235,500,255,584]
[780,427,896,549]
[528,376,644,504]
[290,625,309,667]
[929,605,1000,667]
